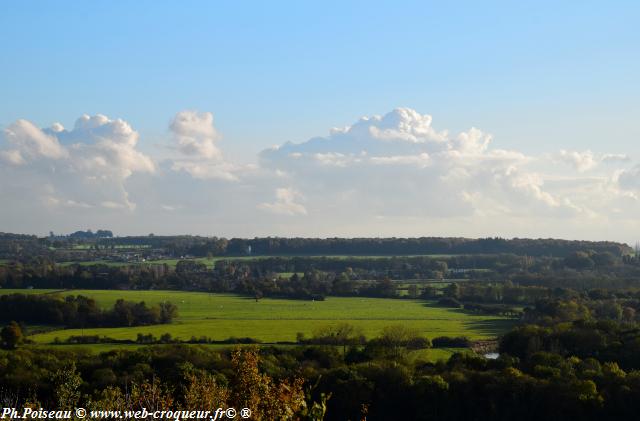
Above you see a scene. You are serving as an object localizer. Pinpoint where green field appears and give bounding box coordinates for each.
[0,290,515,345]
[56,257,218,268]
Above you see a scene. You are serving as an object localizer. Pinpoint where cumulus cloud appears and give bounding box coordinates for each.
[370,153,430,167]
[170,110,221,159]
[556,150,631,172]
[258,188,307,216]
[0,149,25,165]
[0,114,154,212]
[170,160,239,181]
[1,107,638,240]
[558,150,597,172]
[168,110,240,180]
[602,153,631,163]
[261,108,573,219]
[263,108,453,164]
[3,119,68,162]
[451,128,491,155]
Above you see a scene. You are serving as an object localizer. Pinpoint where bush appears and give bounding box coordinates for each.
[432,336,472,348]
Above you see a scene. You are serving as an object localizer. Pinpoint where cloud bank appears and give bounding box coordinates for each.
[1,108,638,241]
[1,114,154,213]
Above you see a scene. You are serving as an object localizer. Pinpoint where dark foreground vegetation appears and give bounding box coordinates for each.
[2,322,640,421]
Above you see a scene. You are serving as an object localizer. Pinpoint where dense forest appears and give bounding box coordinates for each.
[0,232,632,260]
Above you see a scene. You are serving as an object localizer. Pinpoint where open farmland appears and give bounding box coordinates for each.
[0,289,515,344]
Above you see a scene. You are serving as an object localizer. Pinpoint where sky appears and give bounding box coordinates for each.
[1,1,639,243]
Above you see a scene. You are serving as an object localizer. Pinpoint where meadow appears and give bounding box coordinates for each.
[0,289,515,345]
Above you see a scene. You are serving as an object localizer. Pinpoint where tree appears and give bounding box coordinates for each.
[444,283,460,299]
[0,321,23,349]
[181,366,229,410]
[332,273,356,296]
[230,348,306,420]
[176,260,207,274]
[433,260,448,273]
[312,323,365,355]
[622,307,636,323]
[597,301,623,321]
[158,302,178,323]
[254,290,263,302]
[563,252,595,270]
[592,252,616,267]
[52,363,83,410]
[113,299,135,326]
[372,325,430,359]
[375,278,397,298]
[421,285,438,299]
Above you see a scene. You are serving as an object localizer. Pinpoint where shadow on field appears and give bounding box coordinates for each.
[464,319,517,337]
[236,295,321,302]
[420,301,470,315]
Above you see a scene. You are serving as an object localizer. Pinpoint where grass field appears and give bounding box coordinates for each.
[0,290,515,345]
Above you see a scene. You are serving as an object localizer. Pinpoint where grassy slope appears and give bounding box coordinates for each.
[0,289,515,344]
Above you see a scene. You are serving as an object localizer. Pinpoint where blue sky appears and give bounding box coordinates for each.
[1,1,640,241]
[2,1,638,158]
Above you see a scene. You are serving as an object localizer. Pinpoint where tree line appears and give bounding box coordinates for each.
[5,253,640,303]
[1,233,633,261]
[0,294,177,329]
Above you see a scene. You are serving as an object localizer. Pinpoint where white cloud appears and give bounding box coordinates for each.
[451,128,491,155]
[258,188,307,216]
[0,114,154,213]
[369,153,430,167]
[170,160,239,181]
[617,166,640,192]
[261,108,574,219]
[3,119,68,161]
[170,110,221,159]
[556,150,631,172]
[167,110,242,180]
[313,152,362,167]
[0,149,25,165]
[558,150,597,172]
[1,107,638,241]
[602,153,630,163]
[160,204,183,212]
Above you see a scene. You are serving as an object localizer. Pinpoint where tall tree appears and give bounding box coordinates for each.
[0,321,22,349]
